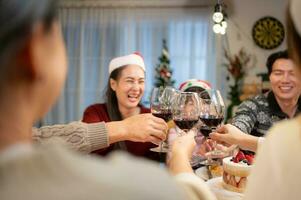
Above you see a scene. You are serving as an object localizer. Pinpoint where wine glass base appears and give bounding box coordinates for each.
[150,146,168,153]
[199,158,222,166]
[206,150,227,158]
[190,154,204,167]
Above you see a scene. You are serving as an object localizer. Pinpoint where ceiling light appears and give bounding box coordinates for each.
[213,3,223,23]
[213,23,222,34]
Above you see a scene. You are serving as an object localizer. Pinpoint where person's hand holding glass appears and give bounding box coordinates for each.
[150,87,175,152]
[198,89,226,159]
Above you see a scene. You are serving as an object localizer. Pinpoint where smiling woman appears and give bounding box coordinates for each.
[82,52,159,160]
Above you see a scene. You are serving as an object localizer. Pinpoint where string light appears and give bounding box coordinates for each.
[212,0,227,35]
[221,20,227,29]
[213,3,223,23]
[213,23,222,34]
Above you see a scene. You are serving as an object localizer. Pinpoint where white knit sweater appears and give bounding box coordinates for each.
[0,142,216,200]
[32,121,108,153]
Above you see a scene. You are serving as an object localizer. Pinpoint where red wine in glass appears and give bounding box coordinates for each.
[199,126,212,137]
[199,115,224,128]
[174,119,199,131]
[199,89,226,159]
[152,109,172,122]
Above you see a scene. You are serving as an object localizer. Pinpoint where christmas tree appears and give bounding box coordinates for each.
[154,39,175,87]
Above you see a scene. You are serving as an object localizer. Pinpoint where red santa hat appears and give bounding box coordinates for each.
[179,79,211,92]
[108,52,146,74]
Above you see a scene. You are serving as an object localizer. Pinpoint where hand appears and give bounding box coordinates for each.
[171,130,196,158]
[168,130,196,174]
[196,137,231,159]
[209,124,245,146]
[196,138,214,156]
[210,124,258,152]
[122,113,168,144]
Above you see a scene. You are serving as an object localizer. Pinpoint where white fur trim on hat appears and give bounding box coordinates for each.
[290,0,301,36]
[108,52,146,74]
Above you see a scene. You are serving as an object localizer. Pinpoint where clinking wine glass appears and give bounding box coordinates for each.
[172,92,200,135]
[199,89,226,160]
[150,86,176,152]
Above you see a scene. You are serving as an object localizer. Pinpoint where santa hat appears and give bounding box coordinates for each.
[290,0,301,36]
[179,79,211,92]
[109,52,146,74]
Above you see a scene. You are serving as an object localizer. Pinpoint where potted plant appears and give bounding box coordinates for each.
[224,48,252,121]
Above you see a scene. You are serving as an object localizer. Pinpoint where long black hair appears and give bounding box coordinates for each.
[0,0,58,84]
[105,66,126,121]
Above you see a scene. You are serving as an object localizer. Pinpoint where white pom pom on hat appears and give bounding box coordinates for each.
[108,52,146,74]
[290,0,301,36]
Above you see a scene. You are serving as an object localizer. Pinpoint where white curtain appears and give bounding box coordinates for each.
[41,6,216,125]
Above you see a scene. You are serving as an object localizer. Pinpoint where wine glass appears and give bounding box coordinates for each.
[150,87,175,152]
[199,89,226,159]
[172,92,200,135]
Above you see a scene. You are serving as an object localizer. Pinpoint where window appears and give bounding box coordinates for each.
[42,6,215,124]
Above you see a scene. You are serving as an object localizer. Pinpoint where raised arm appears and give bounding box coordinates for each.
[32,121,109,154]
[168,131,217,200]
[33,113,167,154]
[210,124,263,152]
